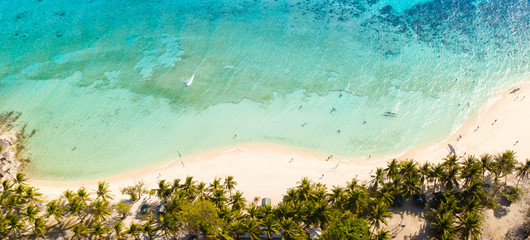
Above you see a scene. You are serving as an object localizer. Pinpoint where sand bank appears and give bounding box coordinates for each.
[29,83,530,204]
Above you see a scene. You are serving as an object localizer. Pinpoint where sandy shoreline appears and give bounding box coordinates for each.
[29,82,530,204]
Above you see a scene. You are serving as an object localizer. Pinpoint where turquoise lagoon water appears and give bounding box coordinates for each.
[0,0,528,180]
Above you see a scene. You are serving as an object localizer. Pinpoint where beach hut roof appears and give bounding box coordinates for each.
[309,228,321,239]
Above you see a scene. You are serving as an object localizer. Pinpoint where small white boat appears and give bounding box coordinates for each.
[186,74,194,87]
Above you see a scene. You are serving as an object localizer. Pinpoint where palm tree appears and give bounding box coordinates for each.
[75,187,91,208]
[419,162,432,191]
[72,224,91,240]
[6,213,26,239]
[502,151,517,178]
[68,197,86,222]
[24,204,41,224]
[374,227,392,240]
[440,165,460,191]
[260,204,274,219]
[1,179,14,199]
[113,220,127,240]
[438,192,461,214]
[166,191,187,213]
[158,214,178,239]
[225,175,237,196]
[195,182,209,201]
[13,183,26,203]
[384,159,399,183]
[479,153,492,180]
[14,172,28,186]
[246,203,261,220]
[431,163,445,192]
[244,219,262,240]
[62,189,76,203]
[23,186,43,205]
[457,211,482,240]
[515,159,530,187]
[211,188,228,207]
[462,183,486,211]
[171,178,182,192]
[279,217,304,240]
[31,217,48,240]
[306,200,332,230]
[261,216,280,239]
[45,199,65,223]
[369,168,385,191]
[152,179,171,202]
[274,202,295,220]
[373,186,394,207]
[228,221,246,239]
[142,220,158,239]
[399,159,419,181]
[401,177,421,199]
[95,181,114,201]
[327,186,345,209]
[460,156,482,189]
[295,177,313,202]
[367,201,392,231]
[89,199,111,222]
[488,158,501,189]
[91,221,111,239]
[344,189,369,216]
[462,197,482,214]
[181,176,197,198]
[127,222,141,240]
[210,177,224,192]
[496,150,517,185]
[3,194,19,215]
[230,190,247,211]
[284,188,297,203]
[429,211,455,240]
[443,155,459,169]
[292,201,309,226]
[346,178,360,192]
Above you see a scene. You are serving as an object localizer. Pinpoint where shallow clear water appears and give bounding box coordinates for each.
[0,0,528,180]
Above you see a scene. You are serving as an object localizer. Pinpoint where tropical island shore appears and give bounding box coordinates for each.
[9,83,526,239]
[29,83,530,202]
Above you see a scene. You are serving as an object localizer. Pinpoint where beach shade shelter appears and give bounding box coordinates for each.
[140,204,149,213]
[392,195,403,207]
[413,194,427,208]
[309,228,321,239]
[158,204,166,213]
[261,197,271,206]
[434,192,444,202]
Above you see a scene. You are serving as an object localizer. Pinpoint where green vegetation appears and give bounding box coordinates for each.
[115,201,132,219]
[320,218,370,240]
[504,187,523,203]
[0,151,528,239]
[120,181,148,202]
